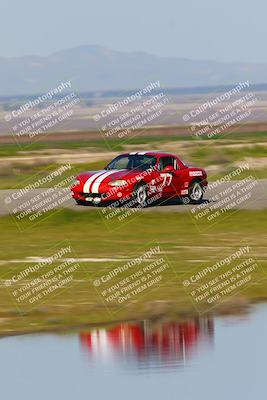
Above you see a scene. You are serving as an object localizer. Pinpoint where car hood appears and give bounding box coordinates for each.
[78,169,137,182]
[77,169,145,192]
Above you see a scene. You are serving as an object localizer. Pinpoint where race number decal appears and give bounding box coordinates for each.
[148,173,173,194]
[160,173,173,187]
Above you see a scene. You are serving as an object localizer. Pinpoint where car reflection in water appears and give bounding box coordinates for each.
[79,317,214,372]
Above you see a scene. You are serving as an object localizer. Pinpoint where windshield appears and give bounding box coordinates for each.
[105,155,157,171]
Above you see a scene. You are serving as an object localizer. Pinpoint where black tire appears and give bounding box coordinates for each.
[188,180,204,204]
[132,183,147,207]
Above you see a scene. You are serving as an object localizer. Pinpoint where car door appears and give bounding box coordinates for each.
[157,156,183,196]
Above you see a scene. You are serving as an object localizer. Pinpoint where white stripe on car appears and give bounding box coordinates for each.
[83,170,106,193]
[129,151,147,155]
[90,170,120,193]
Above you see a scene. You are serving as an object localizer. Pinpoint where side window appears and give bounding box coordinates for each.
[158,156,178,171]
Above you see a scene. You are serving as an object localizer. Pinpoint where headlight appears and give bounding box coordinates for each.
[72,178,80,186]
[109,180,127,187]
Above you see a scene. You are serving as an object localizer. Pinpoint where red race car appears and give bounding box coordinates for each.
[71,151,208,207]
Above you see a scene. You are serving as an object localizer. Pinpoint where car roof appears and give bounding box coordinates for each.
[123,151,178,158]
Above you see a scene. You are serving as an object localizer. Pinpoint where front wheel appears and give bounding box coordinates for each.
[188,181,204,204]
[132,183,147,207]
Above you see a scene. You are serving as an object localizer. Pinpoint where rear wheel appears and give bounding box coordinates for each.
[188,181,203,204]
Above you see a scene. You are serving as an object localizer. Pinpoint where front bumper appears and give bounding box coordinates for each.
[71,184,132,204]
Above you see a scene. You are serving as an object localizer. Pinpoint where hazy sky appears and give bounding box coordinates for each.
[0,0,266,63]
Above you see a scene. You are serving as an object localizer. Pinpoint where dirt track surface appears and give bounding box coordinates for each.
[0,179,266,217]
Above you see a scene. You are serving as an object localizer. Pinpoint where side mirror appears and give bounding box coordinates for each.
[163,165,174,172]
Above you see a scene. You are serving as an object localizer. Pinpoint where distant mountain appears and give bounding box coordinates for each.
[1,45,267,95]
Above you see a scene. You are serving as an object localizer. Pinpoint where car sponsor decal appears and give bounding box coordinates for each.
[189,171,203,177]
